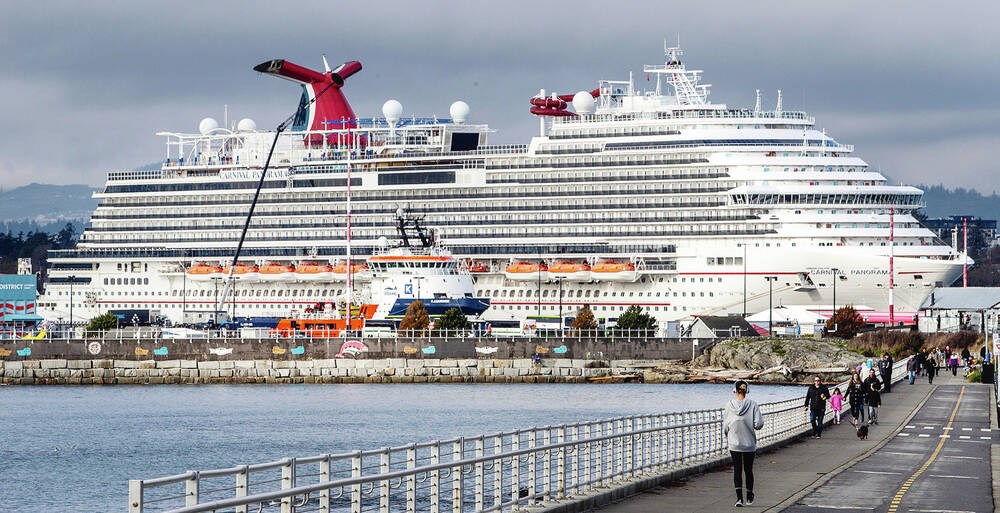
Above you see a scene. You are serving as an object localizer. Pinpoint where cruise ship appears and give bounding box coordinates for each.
[37,45,968,331]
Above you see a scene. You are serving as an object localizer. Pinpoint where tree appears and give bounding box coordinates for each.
[571,305,598,335]
[826,305,865,339]
[398,300,430,336]
[614,305,657,335]
[85,312,119,336]
[433,307,471,335]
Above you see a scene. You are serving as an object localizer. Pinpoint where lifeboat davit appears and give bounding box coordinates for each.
[258,262,296,281]
[187,263,223,282]
[331,262,371,282]
[295,261,334,282]
[591,261,639,282]
[505,262,548,281]
[548,262,592,282]
[223,263,260,281]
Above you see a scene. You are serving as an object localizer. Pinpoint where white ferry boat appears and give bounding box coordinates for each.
[37,45,968,330]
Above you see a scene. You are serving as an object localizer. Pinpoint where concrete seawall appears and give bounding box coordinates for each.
[0,358,668,385]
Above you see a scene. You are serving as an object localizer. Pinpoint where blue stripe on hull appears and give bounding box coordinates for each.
[389,298,490,317]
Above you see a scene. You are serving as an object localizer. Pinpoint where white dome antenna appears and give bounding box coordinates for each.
[572,91,595,115]
[382,99,403,126]
[198,117,219,135]
[450,101,470,124]
[237,118,257,132]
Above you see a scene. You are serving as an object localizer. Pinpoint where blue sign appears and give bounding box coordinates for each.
[404,283,413,295]
[0,275,37,302]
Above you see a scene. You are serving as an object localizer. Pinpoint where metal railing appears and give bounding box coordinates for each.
[128,359,909,513]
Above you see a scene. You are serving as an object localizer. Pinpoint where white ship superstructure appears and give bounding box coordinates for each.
[37,46,967,331]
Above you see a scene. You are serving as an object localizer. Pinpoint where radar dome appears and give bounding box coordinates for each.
[198,117,219,135]
[449,101,470,124]
[237,118,257,132]
[572,92,595,115]
[382,99,403,124]
[377,236,389,248]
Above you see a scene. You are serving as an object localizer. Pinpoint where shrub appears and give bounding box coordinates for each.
[967,369,982,383]
[849,330,925,359]
[826,306,865,339]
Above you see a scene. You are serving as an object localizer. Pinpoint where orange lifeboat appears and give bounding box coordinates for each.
[504,262,548,281]
[591,261,639,282]
[258,262,296,281]
[466,260,489,273]
[187,262,223,282]
[331,262,371,281]
[295,261,334,282]
[223,263,260,281]
[548,262,592,282]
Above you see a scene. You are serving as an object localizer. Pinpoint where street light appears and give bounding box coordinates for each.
[740,243,747,318]
[557,277,564,334]
[536,251,542,317]
[764,276,777,336]
[830,267,840,316]
[68,275,75,338]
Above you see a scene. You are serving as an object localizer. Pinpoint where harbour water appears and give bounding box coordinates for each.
[1,383,802,512]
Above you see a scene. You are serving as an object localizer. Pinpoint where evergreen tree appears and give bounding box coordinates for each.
[614,305,657,335]
[86,312,119,335]
[398,300,430,336]
[826,305,865,339]
[433,307,471,336]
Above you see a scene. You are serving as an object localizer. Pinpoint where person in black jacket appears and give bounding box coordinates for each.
[845,372,866,426]
[877,353,893,393]
[804,376,831,438]
[864,369,882,424]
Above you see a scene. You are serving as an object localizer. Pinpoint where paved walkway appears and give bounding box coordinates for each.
[589,372,995,513]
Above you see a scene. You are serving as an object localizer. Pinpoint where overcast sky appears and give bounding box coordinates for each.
[1,1,997,193]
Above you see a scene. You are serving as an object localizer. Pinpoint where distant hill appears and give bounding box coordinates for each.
[0,183,98,234]
[919,185,1000,220]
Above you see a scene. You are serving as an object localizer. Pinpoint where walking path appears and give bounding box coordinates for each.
[586,372,995,512]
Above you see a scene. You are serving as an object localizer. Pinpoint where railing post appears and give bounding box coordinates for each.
[406,444,416,512]
[185,470,200,507]
[380,447,390,512]
[625,418,634,478]
[556,426,566,499]
[493,435,502,510]
[570,425,579,494]
[542,427,552,499]
[511,431,521,506]
[475,437,485,510]
[128,480,143,513]
[319,456,331,513]
[528,430,537,500]
[281,458,295,513]
[351,452,362,513]
[235,465,249,513]
[582,423,591,491]
[452,438,464,513]
[430,443,440,513]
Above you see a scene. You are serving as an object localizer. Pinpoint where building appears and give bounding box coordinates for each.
[0,274,41,337]
[923,216,997,251]
[686,315,760,339]
[918,287,1000,334]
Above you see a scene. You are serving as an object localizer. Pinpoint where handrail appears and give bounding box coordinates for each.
[127,357,910,513]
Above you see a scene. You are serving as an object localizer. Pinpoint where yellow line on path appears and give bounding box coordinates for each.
[886,386,966,513]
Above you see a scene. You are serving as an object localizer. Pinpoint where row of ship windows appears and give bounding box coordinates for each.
[735,193,921,206]
[81,224,777,244]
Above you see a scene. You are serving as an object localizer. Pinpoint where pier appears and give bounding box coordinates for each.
[578,371,996,513]
[124,360,993,513]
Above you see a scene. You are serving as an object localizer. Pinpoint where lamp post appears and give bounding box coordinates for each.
[68,275,75,338]
[557,277,564,334]
[741,243,747,317]
[537,251,542,317]
[764,276,777,336]
[830,267,839,317]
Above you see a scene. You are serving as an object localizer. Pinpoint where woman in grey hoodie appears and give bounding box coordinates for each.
[724,380,765,507]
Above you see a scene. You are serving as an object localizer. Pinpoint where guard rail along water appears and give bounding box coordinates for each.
[128,358,909,513]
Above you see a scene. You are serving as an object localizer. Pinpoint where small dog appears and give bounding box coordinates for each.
[856,424,869,440]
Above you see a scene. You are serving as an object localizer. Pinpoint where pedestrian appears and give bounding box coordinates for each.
[864,370,882,425]
[907,354,918,385]
[829,387,844,425]
[962,346,972,366]
[924,352,936,384]
[805,376,831,438]
[878,353,893,393]
[949,354,959,376]
[846,372,866,425]
[724,380,764,507]
[944,345,952,366]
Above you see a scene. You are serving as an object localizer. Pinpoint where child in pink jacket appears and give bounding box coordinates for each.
[829,387,844,425]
